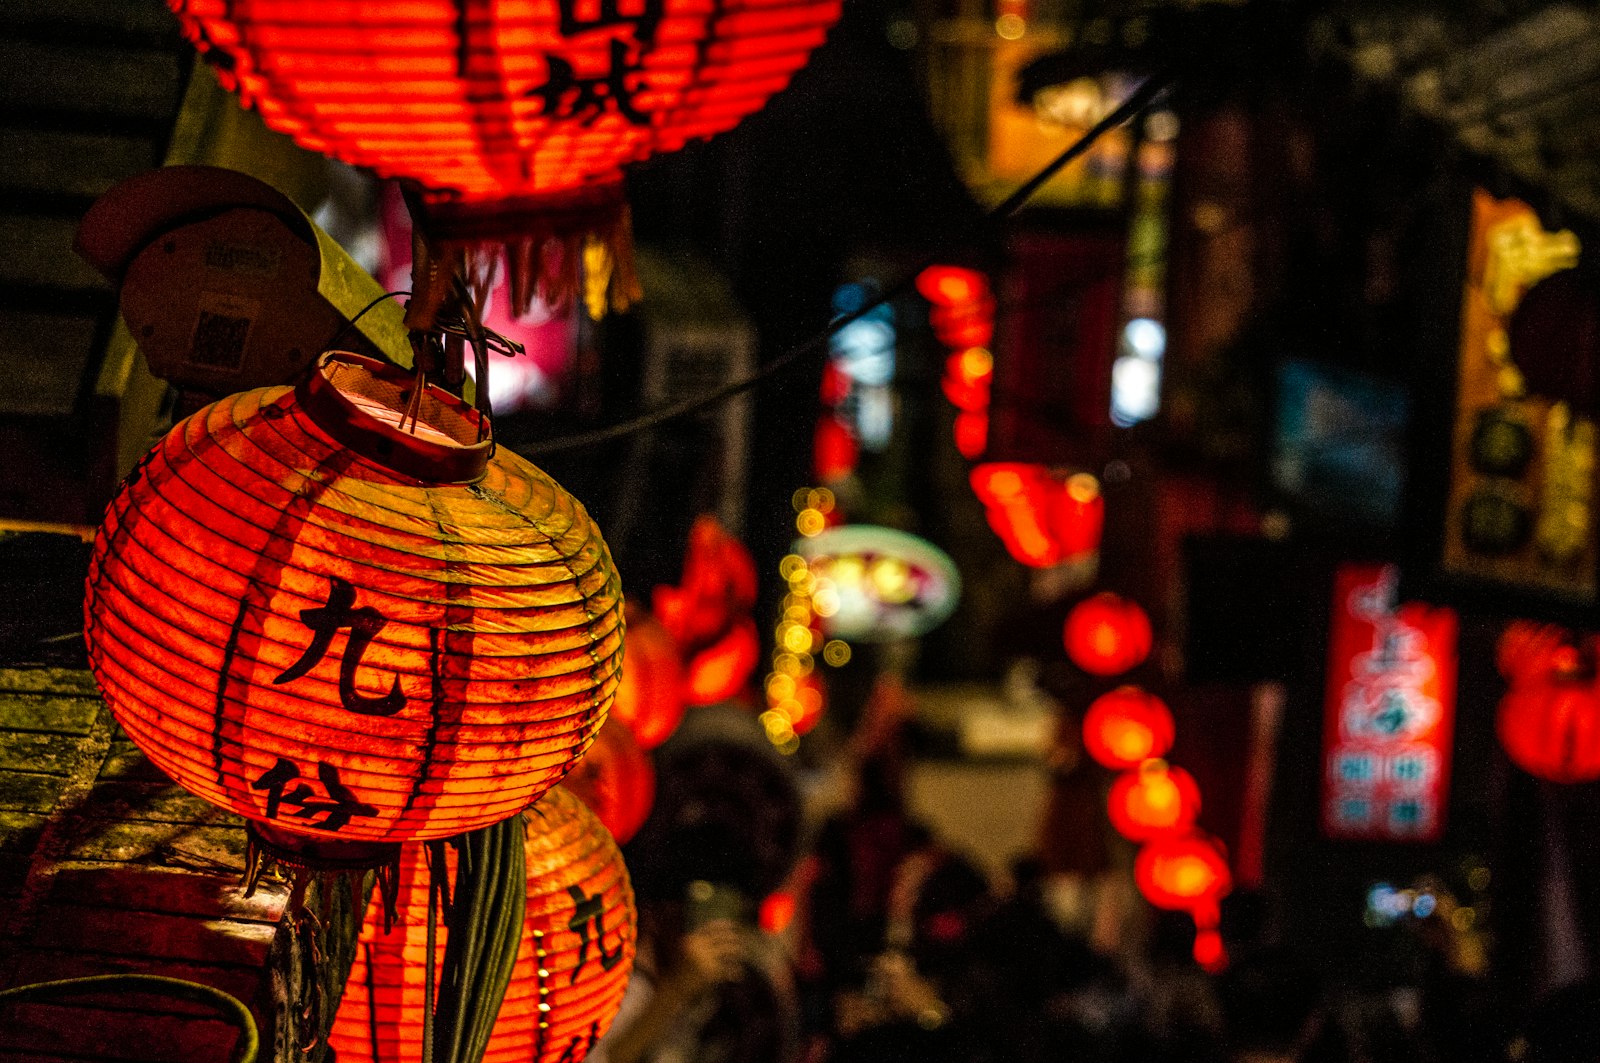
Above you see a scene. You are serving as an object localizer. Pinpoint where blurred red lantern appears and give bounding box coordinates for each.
[331,787,636,1062]
[941,348,993,412]
[611,602,686,750]
[653,515,759,658]
[1496,620,1576,685]
[1497,671,1600,783]
[83,353,623,856]
[563,717,655,843]
[1192,925,1227,974]
[971,464,1103,568]
[1082,686,1174,770]
[1107,760,1200,841]
[953,410,989,459]
[1063,592,1151,676]
[167,0,842,320]
[916,266,995,349]
[685,616,761,705]
[1134,832,1231,913]
[814,414,860,484]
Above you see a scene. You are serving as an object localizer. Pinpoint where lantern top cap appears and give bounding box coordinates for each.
[298,351,490,484]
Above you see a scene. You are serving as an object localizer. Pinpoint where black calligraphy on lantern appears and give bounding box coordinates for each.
[251,758,378,832]
[525,0,663,125]
[566,885,624,983]
[273,576,405,717]
[553,1022,601,1063]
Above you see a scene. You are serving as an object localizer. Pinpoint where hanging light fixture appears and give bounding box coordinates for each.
[1081,686,1174,770]
[331,787,637,1062]
[1063,591,1152,676]
[165,0,844,323]
[563,717,656,844]
[83,350,624,882]
[610,601,686,750]
[1107,759,1199,841]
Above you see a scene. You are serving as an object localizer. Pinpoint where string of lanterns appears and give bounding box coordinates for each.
[1064,593,1231,972]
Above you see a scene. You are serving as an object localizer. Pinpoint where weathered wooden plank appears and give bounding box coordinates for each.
[0,732,80,775]
[0,310,100,418]
[61,820,246,869]
[94,749,172,784]
[0,1003,242,1062]
[0,42,182,121]
[0,811,47,856]
[0,696,103,736]
[26,904,276,967]
[0,670,100,698]
[0,771,67,813]
[45,865,284,925]
[0,130,158,199]
[0,855,29,896]
[80,780,239,827]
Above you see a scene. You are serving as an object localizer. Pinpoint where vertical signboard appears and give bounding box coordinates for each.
[1321,564,1458,842]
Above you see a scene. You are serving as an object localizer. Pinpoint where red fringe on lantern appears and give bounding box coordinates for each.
[331,787,637,1063]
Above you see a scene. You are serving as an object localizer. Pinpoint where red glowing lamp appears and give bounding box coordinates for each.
[685,616,761,705]
[610,602,686,751]
[653,515,759,659]
[1134,832,1231,913]
[168,0,843,318]
[330,787,636,1062]
[563,717,655,844]
[1082,686,1174,770]
[82,353,622,852]
[916,265,985,307]
[814,414,860,484]
[1107,760,1199,841]
[1063,592,1152,676]
[971,463,1103,568]
[953,411,989,460]
[1497,672,1600,784]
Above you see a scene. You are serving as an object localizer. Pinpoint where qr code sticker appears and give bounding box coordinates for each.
[188,293,256,371]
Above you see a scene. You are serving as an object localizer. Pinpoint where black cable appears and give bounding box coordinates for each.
[522,71,1173,458]
[323,289,412,355]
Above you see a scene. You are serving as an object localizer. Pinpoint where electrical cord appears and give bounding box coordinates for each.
[0,974,259,1063]
[521,71,1173,457]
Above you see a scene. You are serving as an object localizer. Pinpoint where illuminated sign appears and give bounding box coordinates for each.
[792,525,960,642]
[1321,564,1458,842]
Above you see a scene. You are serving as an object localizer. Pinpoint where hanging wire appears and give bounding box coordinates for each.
[522,71,1173,458]
[322,290,413,355]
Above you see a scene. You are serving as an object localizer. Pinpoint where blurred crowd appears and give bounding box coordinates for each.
[587,702,1600,1063]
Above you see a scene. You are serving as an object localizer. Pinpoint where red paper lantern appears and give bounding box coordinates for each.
[953,410,989,460]
[971,464,1103,568]
[563,717,655,843]
[1082,686,1174,770]
[652,515,759,658]
[814,414,860,484]
[941,348,993,412]
[83,352,623,848]
[1063,592,1151,676]
[167,0,842,315]
[1107,760,1199,841]
[1497,672,1600,783]
[1134,832,1231,913]
[331,787,636,1062]
[685,616,761,705]
[610,602,686,750]
[1496,620,1574,685]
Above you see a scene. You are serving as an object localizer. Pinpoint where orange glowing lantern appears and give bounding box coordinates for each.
[1107,760,1199,841]
[814,414,860,484]
[563,717,655,844]
[1135,832,1231,914]
[331,787,636,1063]
[684,616,761,705]
[1082,686,1174,770]
[83,352,623,857]
[167,0,843,320]
[1063,592,1152,676]
[611,602,685,750]
[953,410,989,459]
